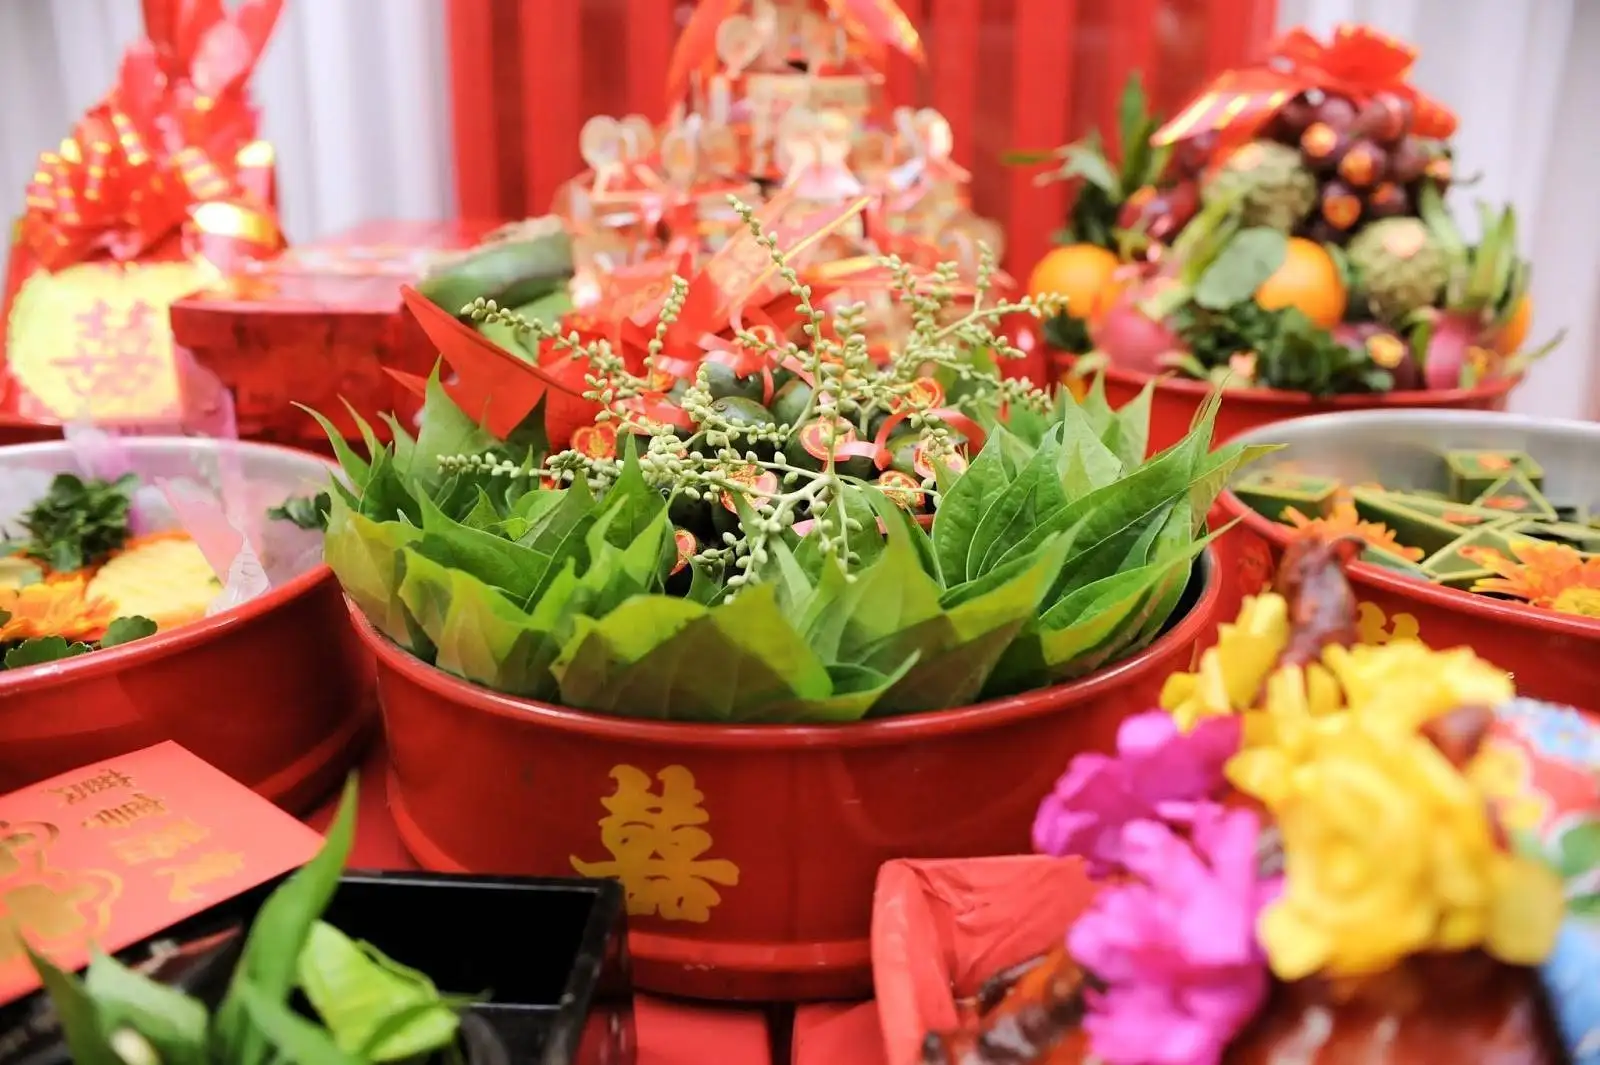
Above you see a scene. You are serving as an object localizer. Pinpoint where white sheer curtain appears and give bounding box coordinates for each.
[3,0,1596,419]
[1276,0,1600,419]
[0,0,455,245]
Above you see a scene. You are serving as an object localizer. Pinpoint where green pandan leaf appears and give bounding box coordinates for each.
[932,428,1013,584]
[551,584,834,721]
[322,495,422,645]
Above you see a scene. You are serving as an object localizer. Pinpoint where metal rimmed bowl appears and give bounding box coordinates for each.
[1211,408,1600,710]
[0,437,374,810]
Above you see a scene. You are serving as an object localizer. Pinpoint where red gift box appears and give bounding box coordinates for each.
[1,1,287,443]
[170,219,504,448]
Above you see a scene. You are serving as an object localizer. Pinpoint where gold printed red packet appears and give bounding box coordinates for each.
[0,742,323,1005]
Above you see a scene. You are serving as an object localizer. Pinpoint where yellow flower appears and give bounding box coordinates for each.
[1159,592,1289,731]
[1321,642,1513,735]
[1250,713,1563,980]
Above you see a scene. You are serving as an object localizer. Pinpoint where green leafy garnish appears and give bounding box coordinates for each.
[27,777,467,1065]
[8,472,136,572]
[268,492,332,531]
[1,615,158,671]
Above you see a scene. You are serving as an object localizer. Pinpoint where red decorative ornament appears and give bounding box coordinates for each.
[1152,24,1458,150]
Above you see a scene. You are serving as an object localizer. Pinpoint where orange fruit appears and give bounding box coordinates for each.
[1253,237,1347,329]
[1491,294,1533,355]
[1027,244,1122,321]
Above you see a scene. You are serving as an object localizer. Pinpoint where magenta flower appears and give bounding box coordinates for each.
[1032,711,1240,874]
[1068,804,1277,1065]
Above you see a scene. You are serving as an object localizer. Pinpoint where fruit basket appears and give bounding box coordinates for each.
[309,198,1263,999]
[0,436,372,810]
[1211,407,1600,712]
[1021,27,1552,453]
[872,542,1599,1065]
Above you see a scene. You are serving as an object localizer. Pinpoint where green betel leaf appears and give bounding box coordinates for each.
[411,362,499,491]
[215,776,359,1065]
[1059,143,1121,197]
[971,426,1068,577]
[1056,403,1122,494]
[25,946,120,1065]
[1194,228,1289,311]
[459,487,503,531]
[870,530,1075,714]
[414,492,551,605]
[84,950,209,1065]
[748,659,919,723]
[1076,374,1116,438]
[551,585,833,721]
[595,438,668,548]
[397,548,565,698]
[803,509,944,664]
[932,429,1013,584]
[297,921,460,1061]
[4,636,91,669]
[300,404,372,489]
[322,495,422,646]
[1104,377,1155,470]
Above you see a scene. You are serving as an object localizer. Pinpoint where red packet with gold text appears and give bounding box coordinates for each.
[0,742,322,1006]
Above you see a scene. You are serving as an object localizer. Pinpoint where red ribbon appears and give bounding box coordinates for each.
[1152,23,1458,147]
[20,0,285,272]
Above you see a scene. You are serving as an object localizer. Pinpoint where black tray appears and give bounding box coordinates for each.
[0,871,634,1065]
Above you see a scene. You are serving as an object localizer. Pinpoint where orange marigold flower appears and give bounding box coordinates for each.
[1463,540,1600,615]
[0,576,116,643]
[1281,502,1424,562]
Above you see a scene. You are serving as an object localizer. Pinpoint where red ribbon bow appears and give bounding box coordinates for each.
[1152,23,1458,147]
[20,0,286,272]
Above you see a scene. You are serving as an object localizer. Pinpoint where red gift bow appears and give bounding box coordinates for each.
[20,0,285,273]
[1151,23,1458,147]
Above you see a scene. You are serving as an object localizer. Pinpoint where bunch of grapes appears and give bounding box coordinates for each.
[1265,90,1454,245]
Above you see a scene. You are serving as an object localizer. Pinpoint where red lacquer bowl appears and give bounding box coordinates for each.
[356,553,1218,1002]
[0,439,374,811]
[1211,409,1600,711]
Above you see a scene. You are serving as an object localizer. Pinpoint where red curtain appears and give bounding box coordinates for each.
[446,0,1278,275]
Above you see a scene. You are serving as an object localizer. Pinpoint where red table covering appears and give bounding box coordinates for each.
[305,741,773,1065]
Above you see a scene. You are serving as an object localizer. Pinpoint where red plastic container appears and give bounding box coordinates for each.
[871,855,1091,1065]
[1211,408,1600,711]
[355,554,1218,1002]
[0,439,374,811]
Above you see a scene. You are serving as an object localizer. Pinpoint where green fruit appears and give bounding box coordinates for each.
[1347,217,1449,323]
[698,396,777,461]
[781,424,875,480]
[1202,141,1317,232]
[769,378,814,428]
[698,360,766,403]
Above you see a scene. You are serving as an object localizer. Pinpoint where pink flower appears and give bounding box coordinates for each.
[1032,711,1240,874]
[1068,804,1277,1065]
